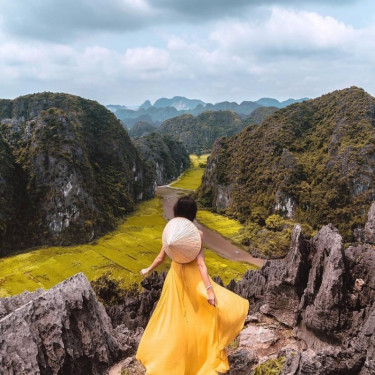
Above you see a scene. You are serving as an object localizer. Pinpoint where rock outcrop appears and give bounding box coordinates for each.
[228,219,375,374]
[159,110,245,154]
[128,121,157,138]
[104,271,167,330]
[0,273,134,375]
[132,133,190,187]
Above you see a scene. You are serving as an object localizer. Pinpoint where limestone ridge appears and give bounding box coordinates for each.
[108,95,304,128]
[159,110,246,154]
[227,205,375,374]
[0,92,155,255]
[133,133,190,186]
[128,108,277,155]
[0,273,136,375]
[198,87,375,241]
[128,121,157,138]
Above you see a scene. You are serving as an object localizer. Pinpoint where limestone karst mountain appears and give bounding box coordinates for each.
[107,96,305,128]
[132,133,190,186]
[128,121,158,138]
[159,110,245,154]
[129,107,277,156]
[0,92,155,255]
[153,96,205,110]
[197,87,375,242]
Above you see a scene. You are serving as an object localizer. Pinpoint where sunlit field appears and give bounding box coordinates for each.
[171,154,209,190]
[197,210,243,238]
[0,192,254,297]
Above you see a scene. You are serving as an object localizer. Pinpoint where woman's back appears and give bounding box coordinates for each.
[136,259,249,375]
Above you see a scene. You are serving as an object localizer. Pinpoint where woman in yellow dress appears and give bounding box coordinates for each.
[136,196,249,375]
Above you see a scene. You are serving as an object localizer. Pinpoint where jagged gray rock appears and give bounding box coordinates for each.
[0,273,130,375]
[364,202,375,243]
[297,224,348,344]
[0,288,44,319]
[106,271,167,330]
[228,219,375,375]
[228,225,310,327]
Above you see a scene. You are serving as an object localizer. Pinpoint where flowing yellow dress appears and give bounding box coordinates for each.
[136,259,249,375]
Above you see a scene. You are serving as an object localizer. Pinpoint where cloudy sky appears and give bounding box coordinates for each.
[0,0,374,106]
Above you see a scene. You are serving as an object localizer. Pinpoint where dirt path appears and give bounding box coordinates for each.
[157,186,265,268]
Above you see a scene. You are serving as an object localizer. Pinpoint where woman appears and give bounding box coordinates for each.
[136,196,249,375]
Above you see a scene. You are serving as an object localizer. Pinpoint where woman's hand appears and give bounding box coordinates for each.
[140,268,149,276]
[207,288,216,307]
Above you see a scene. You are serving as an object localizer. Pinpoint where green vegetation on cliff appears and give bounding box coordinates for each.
[128,121,157,137]
[159,110,245,154]
[133,133,190,186]
[198,87,375,255]
[0,92,154,255]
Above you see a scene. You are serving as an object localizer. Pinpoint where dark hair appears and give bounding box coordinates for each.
[173,195,197,222]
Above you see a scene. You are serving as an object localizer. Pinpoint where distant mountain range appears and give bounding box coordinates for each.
[107,96,308,128]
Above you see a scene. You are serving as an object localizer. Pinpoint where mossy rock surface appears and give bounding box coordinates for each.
[0,92,154,255]
[198,87,375,245]
[133,132,190,186]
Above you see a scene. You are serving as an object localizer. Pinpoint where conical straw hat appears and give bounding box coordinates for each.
[162,217,202,263]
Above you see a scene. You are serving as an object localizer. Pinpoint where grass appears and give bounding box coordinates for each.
[197,210,244,247]
[0,194,255,297]
[253,357,286,375]
[171,154,209,190]
[0,198,168,297]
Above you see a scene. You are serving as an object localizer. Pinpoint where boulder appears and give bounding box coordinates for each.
[0,273,129,375]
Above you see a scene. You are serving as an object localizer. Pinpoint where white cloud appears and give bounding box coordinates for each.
[122,47,170,72]
[0,5,375,104]
[210,8,358,56]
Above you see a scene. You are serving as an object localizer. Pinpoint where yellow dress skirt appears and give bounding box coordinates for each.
[136,259,249,375]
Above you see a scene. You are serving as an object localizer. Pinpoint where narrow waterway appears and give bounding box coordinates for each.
[157,186,265,268]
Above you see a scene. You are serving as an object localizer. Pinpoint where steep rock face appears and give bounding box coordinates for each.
[159,110,245,154]
[133,133,190,186]
[128,121,157,138]
[298,224,348,340]
[198,87,375,241]
[102,271,167,330]
[0,135,28,254]
[0,92,154,253]
[0,273,132,375]
[244,106,278,126]
[229,218,375,375]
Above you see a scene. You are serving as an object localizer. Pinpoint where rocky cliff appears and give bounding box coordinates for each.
[128,121,157,138]
[0,92,155,254]
[0,273,137,375]
[198,87,375,242]
[227,208,375,374]
[159,110,245,154]
[132,133,190,186]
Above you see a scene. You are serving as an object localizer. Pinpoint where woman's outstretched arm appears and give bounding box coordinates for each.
[140,247,167,276]
[197,231,216,306]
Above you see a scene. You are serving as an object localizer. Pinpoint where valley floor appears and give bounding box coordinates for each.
[0,155,261,297]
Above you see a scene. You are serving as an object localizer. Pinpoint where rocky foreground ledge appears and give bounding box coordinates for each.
[0,273,138,375]
[2,206,375,374]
